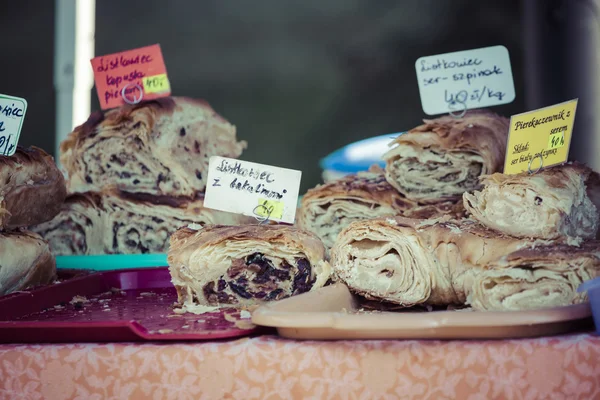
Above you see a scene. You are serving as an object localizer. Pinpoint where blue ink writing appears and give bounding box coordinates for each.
[0,103,24,118]
[420,57,483,72]
[96,53,153,73]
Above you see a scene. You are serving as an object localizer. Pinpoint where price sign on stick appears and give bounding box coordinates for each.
[0,94,27,156]
[415,45,516,116]
[91,44,171,110]
[503,99,578,175]
[204,157,302,224]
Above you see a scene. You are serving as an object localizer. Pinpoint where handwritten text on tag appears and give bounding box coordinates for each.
[91,44,171,110]
[504,99,578,175]
[415,45,515,116]
[204,157,302,224]
[0,94,27,156]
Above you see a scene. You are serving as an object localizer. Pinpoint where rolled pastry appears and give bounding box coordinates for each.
[60,97,247,197]
[31,191,252,255]
[383,110,509,202]
[464,162,600,240]
[168,224,331,308]
[0,230,56,296]
[0,146,67,230]
[297,167,464,248]
[469,241,600,311]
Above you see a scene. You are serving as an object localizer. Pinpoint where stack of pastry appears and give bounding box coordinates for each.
[0,147,67,295]
[330,162,600,311]
[32,97,252,255]
[298,110,510,248]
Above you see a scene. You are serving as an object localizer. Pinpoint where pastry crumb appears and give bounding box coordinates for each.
[139,292,155,297]
[239,310,252,319]
[187,223,204,230]
[70,295,89,304]
[157,329,174,334]
[234,320,256,330]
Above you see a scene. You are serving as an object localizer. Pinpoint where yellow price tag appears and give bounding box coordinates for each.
[504,99,578,175]
[547,131,566,150]
[255,198,284,220]
[142,74,171,94]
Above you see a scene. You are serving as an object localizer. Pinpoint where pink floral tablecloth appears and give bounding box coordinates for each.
[0,333,599,400]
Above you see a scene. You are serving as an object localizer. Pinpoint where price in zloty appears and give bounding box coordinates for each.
[0,94,27,156]
[415,45,516,116]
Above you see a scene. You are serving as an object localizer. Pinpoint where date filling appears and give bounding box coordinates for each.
[202,253,315,305]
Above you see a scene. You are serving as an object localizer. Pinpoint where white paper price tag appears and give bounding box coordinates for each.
[415,45,515,116]
[204,156,302,224]
[0,94,27,156]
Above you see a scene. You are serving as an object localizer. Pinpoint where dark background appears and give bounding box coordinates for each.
[2,0,597,193]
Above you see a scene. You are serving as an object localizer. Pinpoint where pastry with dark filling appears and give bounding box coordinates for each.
[297,166,464,248]
[31,190,253,255]
[383,110,509,203]
[59,97,247,197]
[168,224,331,308]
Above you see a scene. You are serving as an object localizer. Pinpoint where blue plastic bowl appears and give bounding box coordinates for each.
[578,277,600,334]
[320,133,404,175]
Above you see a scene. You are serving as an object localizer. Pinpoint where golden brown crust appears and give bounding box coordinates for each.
[59,96,247,197]
[0,146,67,230]
[383,110,509,202]
[0,230,56,296]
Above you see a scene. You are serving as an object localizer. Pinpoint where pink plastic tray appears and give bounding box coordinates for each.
[0,268,262,343]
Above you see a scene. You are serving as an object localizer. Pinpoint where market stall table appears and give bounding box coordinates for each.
[0,333,598,399]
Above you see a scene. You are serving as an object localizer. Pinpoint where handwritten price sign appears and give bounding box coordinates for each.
[91,44,171,110]
[415,45,516,116]
[0,94,27,156]
[204,156,302,224]
[504,99,578,175]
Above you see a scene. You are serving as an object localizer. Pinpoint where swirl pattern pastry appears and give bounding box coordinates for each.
[383,110,509,203]
[297,167,464,248]
[59,97,247,197]
[464,162,600,240]
[330,216,600,311]
[168,225,331,308]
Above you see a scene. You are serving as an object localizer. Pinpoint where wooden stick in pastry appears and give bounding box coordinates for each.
[0,146,67,230]
[0,230,56,296]
[297,167,464,248]
[60,97,247,197]
[382,110,509,203]
[464,162,600,240]
[168,225,331,308]
[331,216,599,310]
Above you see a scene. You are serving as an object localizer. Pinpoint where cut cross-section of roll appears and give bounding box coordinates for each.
[31,191,253,255]
[0,230,56,296]
[382,110,509,203]
[464,162,600,240]
[0,146,67,230]
[331,216,600,311]
[60,97,247,197]
[168,224,331,308]
[469,242,600,311]
[297,167,464,248]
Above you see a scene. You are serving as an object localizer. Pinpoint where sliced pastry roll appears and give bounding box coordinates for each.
[330,217,524,307]
[0,146,67,230]
[297,167,464,248]
[469,241,600,311]
[31,191,252,255]
[0,230,56,296]
[60,97,247,197]
[168,225,331,308]
[383,110,509,202]
[331,216,599,311]
[464,162,600,240]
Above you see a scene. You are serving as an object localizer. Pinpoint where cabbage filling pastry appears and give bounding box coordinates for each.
[297,167,464,248]
[464,162,600,240]
[59,97,247,197]
[330,217,600,311]
[382,110,509,202]
[31,191,252,255]
[168,225,331,307]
